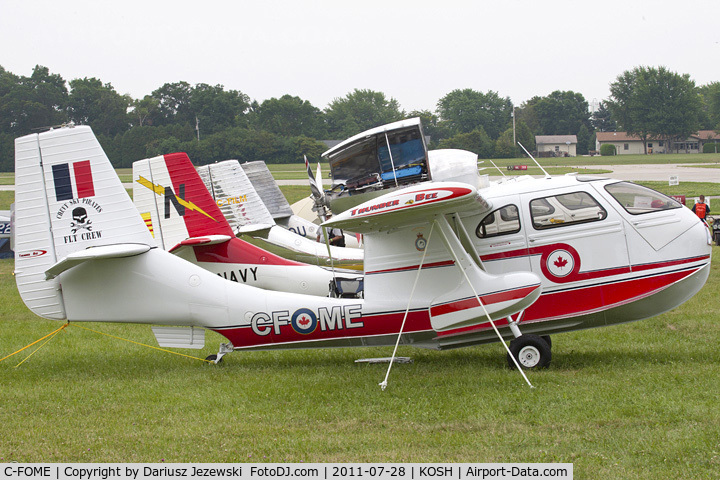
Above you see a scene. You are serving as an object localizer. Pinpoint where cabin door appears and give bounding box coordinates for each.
[471,194,532,274]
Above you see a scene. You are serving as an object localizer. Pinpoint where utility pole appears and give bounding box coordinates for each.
[511,107,516,157]
[195,116,200,142]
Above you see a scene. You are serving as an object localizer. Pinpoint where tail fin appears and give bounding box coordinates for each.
[240,161,294,219]
[196,160,276,233]
[14,125,154,319]
[133,153,234,249]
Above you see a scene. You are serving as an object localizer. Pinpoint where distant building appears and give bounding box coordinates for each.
[596,130,720,154]
[535,135,577,157]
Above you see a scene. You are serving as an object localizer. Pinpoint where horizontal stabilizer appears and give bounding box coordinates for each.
[151,326,205,349]
[235,223,274,236]
[45,244,151,279]
[167,234,233,253]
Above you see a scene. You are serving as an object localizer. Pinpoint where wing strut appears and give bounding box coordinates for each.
[379,221,436,391]
[435,215,534,388]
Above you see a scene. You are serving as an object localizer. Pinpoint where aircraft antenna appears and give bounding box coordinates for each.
[379,222,436,391]
[518,142,550,179]
[488,159,506,177]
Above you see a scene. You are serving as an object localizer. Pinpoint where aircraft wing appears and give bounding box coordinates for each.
[323,181,491,233]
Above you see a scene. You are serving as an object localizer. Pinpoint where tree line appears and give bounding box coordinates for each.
[1,64,718,171]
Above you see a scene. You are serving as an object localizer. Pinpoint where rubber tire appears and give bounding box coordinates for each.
[507,334,551,369]
[541,335,552,349]
[205,354,222,364]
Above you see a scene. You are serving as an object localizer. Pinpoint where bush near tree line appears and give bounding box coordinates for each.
[703,142,720,153]
[600,144,617,156]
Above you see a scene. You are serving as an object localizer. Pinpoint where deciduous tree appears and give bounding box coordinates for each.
[325,89,404,138]
[67,77,131,135]
[608,66,701,153]
[436,89,512,139]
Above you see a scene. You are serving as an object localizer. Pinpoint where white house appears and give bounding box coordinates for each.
[596,131,720,155]
[535,135,577,157]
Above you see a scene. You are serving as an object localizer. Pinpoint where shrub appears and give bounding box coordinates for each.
[703,142,720,154]
[600,144,617,156]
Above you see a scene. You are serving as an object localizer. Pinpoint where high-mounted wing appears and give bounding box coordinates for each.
[324,181,491,233]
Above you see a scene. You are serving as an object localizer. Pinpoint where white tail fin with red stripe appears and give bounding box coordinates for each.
[133,153,235,250]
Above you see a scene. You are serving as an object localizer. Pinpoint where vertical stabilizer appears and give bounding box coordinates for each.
[240,161,294,219]
[197,160,276,232]
[133,153,235,248]
[14,126,154,320]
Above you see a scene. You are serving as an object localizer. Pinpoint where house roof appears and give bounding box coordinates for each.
[597,131,720,142]
[535,135,577,144]
[595,132,645,142]
[696,130,720,140]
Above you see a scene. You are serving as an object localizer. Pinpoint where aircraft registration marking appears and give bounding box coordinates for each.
[251,305,363,336]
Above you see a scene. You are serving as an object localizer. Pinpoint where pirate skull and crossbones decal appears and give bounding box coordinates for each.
[70,207,92,234]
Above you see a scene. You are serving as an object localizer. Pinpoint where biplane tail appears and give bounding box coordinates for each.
[13,125,155,320]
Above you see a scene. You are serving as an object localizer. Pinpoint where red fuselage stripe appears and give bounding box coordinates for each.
[366,260,455,275]
[437,266,700,337]
[429,285,540,317]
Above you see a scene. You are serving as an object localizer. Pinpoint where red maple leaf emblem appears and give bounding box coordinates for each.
[554,256,568,269]
[298,316,310,326]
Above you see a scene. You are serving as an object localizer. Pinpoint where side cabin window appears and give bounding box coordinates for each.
[604,182,682,215]
[476,205,521,239]
[530,191,607,229]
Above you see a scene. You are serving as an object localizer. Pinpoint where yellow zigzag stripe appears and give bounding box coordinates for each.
[136,176,217,221]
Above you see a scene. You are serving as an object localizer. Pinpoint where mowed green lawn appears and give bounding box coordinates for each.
[1,173,719,477]
[1,253,719,476]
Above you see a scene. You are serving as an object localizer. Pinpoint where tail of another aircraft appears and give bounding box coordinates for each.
[133,153,236,249]
[14,126,155,320]
[196,160,276,233]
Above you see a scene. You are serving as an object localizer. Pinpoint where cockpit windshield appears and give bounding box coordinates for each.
[605,182,682,215]
[324,119,429,194]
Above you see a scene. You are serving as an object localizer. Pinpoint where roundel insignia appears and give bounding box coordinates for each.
[415,233,427,251]
[546,249,575,278]
[291,308,317,335]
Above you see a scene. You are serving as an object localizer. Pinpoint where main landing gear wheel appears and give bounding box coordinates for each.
[507,334,551,369]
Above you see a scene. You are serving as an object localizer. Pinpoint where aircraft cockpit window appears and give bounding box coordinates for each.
[530,192,607,229]
[476,205,521,239]
[328,126,428,193]
[604,182,682,215]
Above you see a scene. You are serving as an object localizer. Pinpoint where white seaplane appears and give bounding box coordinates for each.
[12,121,711,372]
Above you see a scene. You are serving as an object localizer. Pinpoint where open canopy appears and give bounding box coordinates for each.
[322,117,429,194]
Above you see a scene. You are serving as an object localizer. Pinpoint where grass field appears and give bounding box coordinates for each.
[1,252,719,476]
[1,159,720,475]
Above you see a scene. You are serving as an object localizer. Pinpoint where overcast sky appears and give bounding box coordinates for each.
[1,0,718,113]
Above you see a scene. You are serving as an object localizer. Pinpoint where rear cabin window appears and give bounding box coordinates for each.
[530,191,607,229]
[604,182,682,215]
[476,205,521,238]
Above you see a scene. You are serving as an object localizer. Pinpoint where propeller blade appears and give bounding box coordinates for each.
[305,155,323,200]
